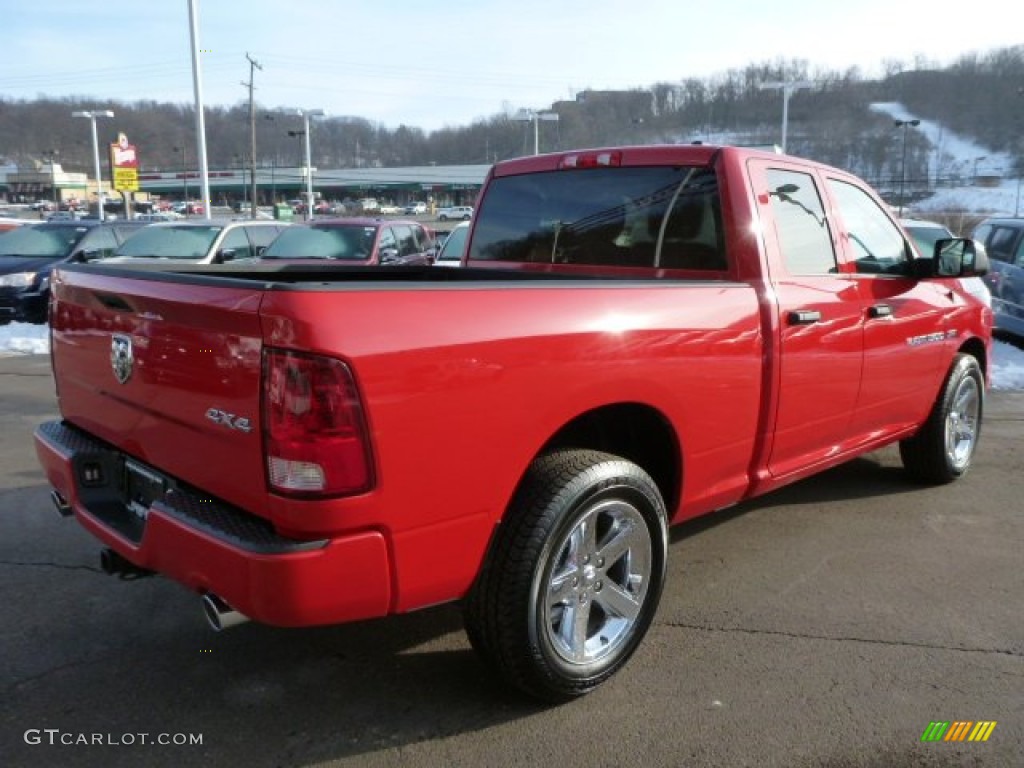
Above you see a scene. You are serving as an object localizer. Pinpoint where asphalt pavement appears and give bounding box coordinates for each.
[0,353,1021,768]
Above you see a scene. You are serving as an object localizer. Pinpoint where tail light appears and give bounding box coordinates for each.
[262,349,373,497]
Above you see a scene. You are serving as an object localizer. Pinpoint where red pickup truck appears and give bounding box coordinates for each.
[34,145,992,701]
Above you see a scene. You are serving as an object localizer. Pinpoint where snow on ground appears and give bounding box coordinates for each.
[991,338,1024,391]
[0,322,49,356]
[2,321,1023,391]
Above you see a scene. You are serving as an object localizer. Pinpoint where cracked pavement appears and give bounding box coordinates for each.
[0,354,1021,767]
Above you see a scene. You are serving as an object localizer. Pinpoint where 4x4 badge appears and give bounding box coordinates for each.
[111,334,133,384]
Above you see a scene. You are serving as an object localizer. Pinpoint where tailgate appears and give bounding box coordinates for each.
[49,266,271,519]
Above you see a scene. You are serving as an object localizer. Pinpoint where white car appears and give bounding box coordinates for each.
[437,205,473,222]
[101,219,289,264]
[434,221,470,267]
[404,202,427,215]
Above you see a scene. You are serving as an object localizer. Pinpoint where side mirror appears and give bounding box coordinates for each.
[70,248,99,263]
[379,247,400,264]
[933,238,989,278]
[216,248,237,263]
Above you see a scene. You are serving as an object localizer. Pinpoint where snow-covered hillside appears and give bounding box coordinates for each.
[869,102,1021,217]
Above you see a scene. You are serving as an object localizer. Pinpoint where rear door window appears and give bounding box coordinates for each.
[765,169,837,275]
[219,227,252,260]
[81,228,119,259]
[246,225,282,251]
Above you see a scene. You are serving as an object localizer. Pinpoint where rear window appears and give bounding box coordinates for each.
[468,166,725,271]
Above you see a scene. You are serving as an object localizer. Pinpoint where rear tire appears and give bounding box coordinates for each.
[899,354,984,484]
[464,449,668,702]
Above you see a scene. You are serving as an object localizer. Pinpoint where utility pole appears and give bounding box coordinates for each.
[243,52,262,218]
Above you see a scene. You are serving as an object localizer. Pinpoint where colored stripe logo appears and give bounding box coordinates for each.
[921,721,997,742]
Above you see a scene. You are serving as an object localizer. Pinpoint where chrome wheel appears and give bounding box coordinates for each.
[541,498,652,666]
[945,374,980,471]
[464,449,666,700]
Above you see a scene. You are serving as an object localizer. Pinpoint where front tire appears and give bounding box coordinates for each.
[464,449,668,702]
[899,354,984,484]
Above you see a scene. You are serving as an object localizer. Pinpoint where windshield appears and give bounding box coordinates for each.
[468,165,725,270]
[437,225,469,262]
[0,224,88,258]
[261,224,376,260]
[112,225,222,259]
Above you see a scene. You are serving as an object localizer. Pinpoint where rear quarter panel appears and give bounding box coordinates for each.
[259,279,763,610]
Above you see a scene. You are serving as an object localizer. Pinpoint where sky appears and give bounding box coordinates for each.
[1,1,1020,133]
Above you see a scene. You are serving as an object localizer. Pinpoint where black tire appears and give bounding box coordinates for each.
[464,449,668,702]
[899,354,984,484]
[439,214,449,222]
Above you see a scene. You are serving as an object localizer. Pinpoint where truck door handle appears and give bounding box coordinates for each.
[787,309,821,325]
[868,303,893,318]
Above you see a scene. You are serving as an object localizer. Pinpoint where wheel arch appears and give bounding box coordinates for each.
[958,336,987,383]
[536,402,682,517]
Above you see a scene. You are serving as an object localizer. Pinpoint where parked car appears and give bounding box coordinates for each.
[901,218,954,258]
[172,201,205,216]
[45,210,87,222]
[101,219,288,265]
[258,218,436,265]
[433,220,469,267]
[437,205,473,221]
[134,212,180,222]
[403,201,427,215]
[0,219,147,324]
[971,217,1024,337]
[378,203,401,215]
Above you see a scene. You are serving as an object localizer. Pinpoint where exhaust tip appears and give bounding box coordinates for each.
[201,593,250,632]
[51,490,72,518]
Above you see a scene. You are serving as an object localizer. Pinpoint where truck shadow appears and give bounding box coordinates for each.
[0,447,991,766]
[669,451,926,545]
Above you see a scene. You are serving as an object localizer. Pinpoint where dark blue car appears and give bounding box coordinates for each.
[972,217,1024,338]
[0,220,146,324]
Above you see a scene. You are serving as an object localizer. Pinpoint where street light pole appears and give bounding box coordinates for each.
[759,80,813,153]
[72,110,115,221]
[43,149,59,209]
[513,109,559,155]
[972,155,987,183]
[173,144,189,214]
[294,108,324,221]
[894,118,921,217]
